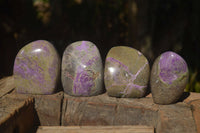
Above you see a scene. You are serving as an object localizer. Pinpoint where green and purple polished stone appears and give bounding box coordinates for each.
[61,41,103,96]
[104,46,150,98]
[13,40,60,94]
[150,51,189,104]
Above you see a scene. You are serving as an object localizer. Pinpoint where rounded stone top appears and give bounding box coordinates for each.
[65,40,96,51]
[18,40,57,55]
[159,51,188,84]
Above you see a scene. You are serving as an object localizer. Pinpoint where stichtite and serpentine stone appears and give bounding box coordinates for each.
[104,46,150,98]
[61,41,103,96]
[150,51,189,104]
[13,40,60,94]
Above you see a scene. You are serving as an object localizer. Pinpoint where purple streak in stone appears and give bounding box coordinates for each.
[48,57,58,81]
[150,51,189,104]
[104,46,150,98]
[61,41,103,96]
[106,57,129,72]
[72,54,99,95]
[72,42,101,95]
[75,41,90,51]
[159,51,188,84]
[106,57,147,97]
[128,61,148,82]
[85,56,99,66]
[120,83,146,97]
[19,55,45,85]
[73,70,94,95]
[13,40,60,94]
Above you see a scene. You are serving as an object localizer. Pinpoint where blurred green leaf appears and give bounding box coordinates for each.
[185,69,200,93]
[194,82,200,92]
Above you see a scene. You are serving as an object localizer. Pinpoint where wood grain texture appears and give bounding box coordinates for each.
[36,126,154,133]
[33,91,63,126]
[0,94,34,133]
[62,93,159,126]
[0,76,14,98]
[9,91,64,126]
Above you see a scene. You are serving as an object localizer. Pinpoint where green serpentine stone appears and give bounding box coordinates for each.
[104,46,150,98]
[13,40,60,94]
[150,51,189,104]
[61,41,103,96]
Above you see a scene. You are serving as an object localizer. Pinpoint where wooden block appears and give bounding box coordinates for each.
[36,126,154,133]
[157,103,197,133]
[62,93,159,127]
[1,76,198,132]
[62,93,198,133]
[9,91,64,126]
[0,76,64,126]
[190,100,200,133]
[0,94,34,133]
[33,91,64,126]
[62,93,119,126]
[0,76,14,98]
[114,97,158,126]
[183,92,200,104]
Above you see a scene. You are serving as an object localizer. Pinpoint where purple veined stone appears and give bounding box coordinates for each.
[61,41,103,96]
[13,40,60,94]
[150,51,189,104]
[104,46,150,98]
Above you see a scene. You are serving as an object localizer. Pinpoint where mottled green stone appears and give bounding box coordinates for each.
[150,51,189,104]
[104,46,150,98]
[61,41,103,96]
[13,40,60,94]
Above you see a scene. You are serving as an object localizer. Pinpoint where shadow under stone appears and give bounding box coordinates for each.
[29,106,40,133]
[177,92,190,102]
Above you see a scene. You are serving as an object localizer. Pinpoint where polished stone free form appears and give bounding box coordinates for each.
[104,46,150,98]
[62,41,103,96]
[150,51,189,104]
[13,40,60,94]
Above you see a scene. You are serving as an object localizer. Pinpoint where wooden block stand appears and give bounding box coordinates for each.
[36,125,154,133]
[0,77,199,133]
[0,94,34,133]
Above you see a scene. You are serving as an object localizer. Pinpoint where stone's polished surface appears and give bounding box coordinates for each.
[150,51,189,104]
[104,46,150,98]
[62,41,103,96]
[13,40,60,94]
